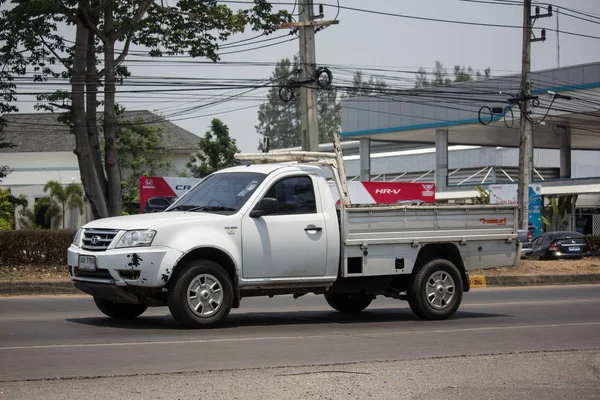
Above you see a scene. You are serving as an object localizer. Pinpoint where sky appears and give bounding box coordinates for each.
[6,0,600,152]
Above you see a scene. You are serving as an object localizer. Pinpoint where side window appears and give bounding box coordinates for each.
[264,176,316,215]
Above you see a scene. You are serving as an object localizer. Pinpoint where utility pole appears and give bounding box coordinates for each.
[518,1,551,230]
[556,8,560,68]
[299,0,319,152]
[518,0,533,230]
[276,1,338,152]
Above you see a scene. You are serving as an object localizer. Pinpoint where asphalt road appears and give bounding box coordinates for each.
[1,285,599,399]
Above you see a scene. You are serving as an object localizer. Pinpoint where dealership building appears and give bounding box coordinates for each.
[316,62,600,234]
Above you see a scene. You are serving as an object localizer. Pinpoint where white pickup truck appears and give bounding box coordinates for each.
[68,146,519,328]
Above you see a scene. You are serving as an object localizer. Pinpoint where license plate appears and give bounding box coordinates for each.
[567,247,580,252]
[78,255,97,271]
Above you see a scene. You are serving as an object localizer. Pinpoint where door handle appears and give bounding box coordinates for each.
[304,225,323,232]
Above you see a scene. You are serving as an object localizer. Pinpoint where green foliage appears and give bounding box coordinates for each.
[42,180,84,229]
[0,188,13,231]
[0,0,290,217]
[0,229,76,266]
[472,185,490,204]
[541,215,552,227]
[0,187,28,230]
[188,118,240,178]
[415,61,491,88]
[584,235,600,255]
[256,56,343,150]
[117,118,172,215]
[18,207,41,230]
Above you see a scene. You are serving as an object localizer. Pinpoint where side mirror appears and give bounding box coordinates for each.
[250,197,279,218]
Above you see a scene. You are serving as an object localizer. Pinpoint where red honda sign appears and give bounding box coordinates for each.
[328,181,436,204]
[139,176,201,213]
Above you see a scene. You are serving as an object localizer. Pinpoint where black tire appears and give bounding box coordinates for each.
[93,297,148,320]
[168,259,234,328]
[324,292,373,313]
[408,258,463,320]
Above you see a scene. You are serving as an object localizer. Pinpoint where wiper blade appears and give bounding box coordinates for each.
[188,205,237,212]
[165,204,198,212]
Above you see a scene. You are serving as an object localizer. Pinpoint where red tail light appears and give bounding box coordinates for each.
[549,244,559,251]
[527,231,532,242]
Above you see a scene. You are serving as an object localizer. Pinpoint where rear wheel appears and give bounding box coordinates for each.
[325,292,373,313]
[93,297,148,320]
[168,259,234,328]
[408,258,463,320]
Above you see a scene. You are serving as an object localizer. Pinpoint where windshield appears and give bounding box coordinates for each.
[166,172,266,214]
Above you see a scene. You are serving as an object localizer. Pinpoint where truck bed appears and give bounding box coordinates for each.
[339,203,519,277]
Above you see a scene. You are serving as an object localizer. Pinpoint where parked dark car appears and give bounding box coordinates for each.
[530,231,591,260]
[143,196,177,213]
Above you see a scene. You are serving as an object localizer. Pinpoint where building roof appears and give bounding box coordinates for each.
[342,61,600,151]
[0,110,200,153]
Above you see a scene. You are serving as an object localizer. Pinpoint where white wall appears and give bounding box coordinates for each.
[2,150,196,229]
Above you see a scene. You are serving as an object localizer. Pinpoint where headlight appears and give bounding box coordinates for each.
[72,229,83,247]
[116,230,156,248]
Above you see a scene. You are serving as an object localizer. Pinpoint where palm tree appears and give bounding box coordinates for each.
[42,180,84,229]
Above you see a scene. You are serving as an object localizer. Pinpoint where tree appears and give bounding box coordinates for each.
[256,58,301,150]
[0,1,289,218]
[0,188,14,231]
[344,71,388,98]
[415,61,491,88]
[256,56,345,150]
[117,118,172,215]
[41,180,84,229]
[188,119,240,178]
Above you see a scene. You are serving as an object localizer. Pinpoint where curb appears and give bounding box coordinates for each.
[1,274,600,296]
[469,274,600,288]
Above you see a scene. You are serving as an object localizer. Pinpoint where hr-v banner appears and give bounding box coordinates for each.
[328,181,436,204]
[139,176,201,213]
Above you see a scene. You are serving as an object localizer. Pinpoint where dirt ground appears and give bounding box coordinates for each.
[0,264,70,281]
[1,257,599,282]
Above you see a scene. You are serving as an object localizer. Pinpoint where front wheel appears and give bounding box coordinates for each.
[93,297,148,320]
[168,259,234,328]
[325,292,373,313]
[408,258,463,320]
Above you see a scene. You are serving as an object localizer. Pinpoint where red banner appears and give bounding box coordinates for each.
[328,181,436,204]
[139,176,201,213]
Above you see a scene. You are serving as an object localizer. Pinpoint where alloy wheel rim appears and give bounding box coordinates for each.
[186,273,223,317]
[425,271,455,310]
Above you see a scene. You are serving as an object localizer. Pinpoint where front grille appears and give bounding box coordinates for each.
[82,229,119,251]
[73,267,113,280]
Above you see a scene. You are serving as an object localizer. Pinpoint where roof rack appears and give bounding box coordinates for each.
[234,151,336,164]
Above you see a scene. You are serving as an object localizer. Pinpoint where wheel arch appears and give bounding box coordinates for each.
[172,246,240,307]
[413,243,470,292]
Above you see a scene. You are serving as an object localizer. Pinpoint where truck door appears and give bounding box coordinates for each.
[241,174,328,278]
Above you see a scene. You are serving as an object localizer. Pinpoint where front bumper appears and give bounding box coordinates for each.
[68,244,184,287]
